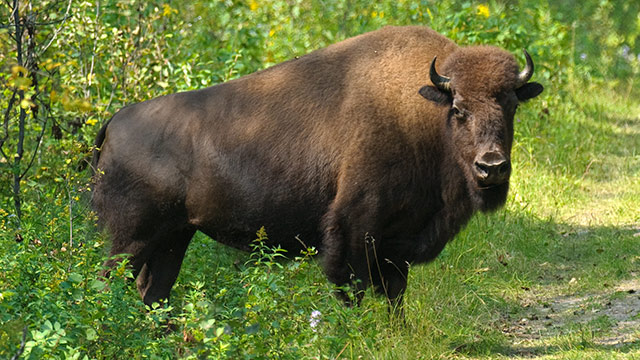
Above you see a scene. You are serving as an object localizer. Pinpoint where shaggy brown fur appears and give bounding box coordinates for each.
[92,26,543,309]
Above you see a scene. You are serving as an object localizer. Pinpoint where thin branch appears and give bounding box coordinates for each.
[9,326,27,360]
[40,0,73,54]
[0,19,69,29]
[11,0,23,220]
[19,114,47,180]
[29,17,71,26]
[0,90,18,161]
[9,0,17,19]
[1,0,72,29]
[12,0,21,65]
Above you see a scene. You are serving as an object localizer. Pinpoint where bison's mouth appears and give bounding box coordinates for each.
[474,180,510,212]
[476,181,507,190]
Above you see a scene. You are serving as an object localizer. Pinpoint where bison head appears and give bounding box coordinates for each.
[419,47,543,211]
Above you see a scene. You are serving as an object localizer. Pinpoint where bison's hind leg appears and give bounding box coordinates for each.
[99,222,195,306]
[135,226,195,306]
[93,163,194,306]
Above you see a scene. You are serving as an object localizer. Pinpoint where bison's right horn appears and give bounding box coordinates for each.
[429,56,451,92]
[517,49,534,87]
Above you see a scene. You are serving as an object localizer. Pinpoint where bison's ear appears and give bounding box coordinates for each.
[516,82,544,102]
[419,85,452,105]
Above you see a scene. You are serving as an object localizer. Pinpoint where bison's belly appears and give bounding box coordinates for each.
[186,173,331,252]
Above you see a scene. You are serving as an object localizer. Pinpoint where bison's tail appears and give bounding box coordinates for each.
[90,118,112,176]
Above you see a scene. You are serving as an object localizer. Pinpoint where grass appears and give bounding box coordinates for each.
[1,56,639,360]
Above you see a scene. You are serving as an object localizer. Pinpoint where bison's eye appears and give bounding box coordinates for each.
[452,105,466,121]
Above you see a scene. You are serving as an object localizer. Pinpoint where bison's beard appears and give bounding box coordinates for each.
[472,181,510,212]
[457,158,510,213]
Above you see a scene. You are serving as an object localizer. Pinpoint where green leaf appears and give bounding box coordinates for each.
[90,279,106,291]
[216,326,225,337]
[86,328,97,341]
[68,273,83,283]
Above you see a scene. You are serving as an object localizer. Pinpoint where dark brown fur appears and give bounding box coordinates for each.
[92,26,543,309]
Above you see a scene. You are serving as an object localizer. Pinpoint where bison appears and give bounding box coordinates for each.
[92,26,543,310]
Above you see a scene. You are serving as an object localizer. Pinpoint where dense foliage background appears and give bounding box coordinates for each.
[1,0,638,358]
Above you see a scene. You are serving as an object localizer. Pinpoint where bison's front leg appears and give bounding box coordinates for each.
[321,200,409,314]
[321,209,370,306]
[373,256,409,318]
[322,213,409,316]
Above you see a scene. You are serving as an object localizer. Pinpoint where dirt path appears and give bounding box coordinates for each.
[503,277,640,355]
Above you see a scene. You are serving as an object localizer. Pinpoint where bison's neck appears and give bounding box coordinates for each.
[409,128,475,264]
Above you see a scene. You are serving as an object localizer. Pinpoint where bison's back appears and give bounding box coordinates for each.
[94,25,456,250]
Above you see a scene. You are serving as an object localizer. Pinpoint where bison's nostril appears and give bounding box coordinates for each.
[474,161,489,178]
[497,161,510,175]
[474,156,510,185]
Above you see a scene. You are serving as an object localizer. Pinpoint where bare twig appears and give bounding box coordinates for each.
[9,326,27,360]
[369,235,390,303]
[40,0,73,54]
[67,178,73,248]
[334,341,350,359]
[18,112,47,180]
[11,0,25,219]
[0,90,18,161]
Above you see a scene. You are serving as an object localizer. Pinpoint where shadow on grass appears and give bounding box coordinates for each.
[496,341,640,359]
[440,208,640,358]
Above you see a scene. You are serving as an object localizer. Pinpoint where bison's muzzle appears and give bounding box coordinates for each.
[473,151,511,187]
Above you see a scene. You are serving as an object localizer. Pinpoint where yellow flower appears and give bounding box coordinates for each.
[249,0,258,11]
[162,4,177,17]
[477,4,490,18]
[85,118,98,126]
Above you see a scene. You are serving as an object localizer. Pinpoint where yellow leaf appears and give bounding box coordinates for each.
[20,98,34,109]
[11,65,28,76]
[426,8,433,21]
[78,100,92,113]
[11,76,32,90]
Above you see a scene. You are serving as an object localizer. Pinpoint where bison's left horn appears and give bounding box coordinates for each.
[517,49,534,87]
[429,56,451,92]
